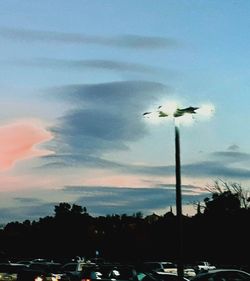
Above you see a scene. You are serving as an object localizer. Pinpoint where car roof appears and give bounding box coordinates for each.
[0,263,29,273]
[204,269,250,273]
[144,261,174,264]
[192,268,250,279]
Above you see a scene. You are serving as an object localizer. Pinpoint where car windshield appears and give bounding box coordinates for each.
[0,264,28,273]
[217,271,250,281]
[62,263,77,271]
[163,264,177,269]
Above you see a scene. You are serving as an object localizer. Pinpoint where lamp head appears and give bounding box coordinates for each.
[142,102,213,126]
[173,106,199,118]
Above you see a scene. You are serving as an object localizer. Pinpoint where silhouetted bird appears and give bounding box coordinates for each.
[143,111,152,116]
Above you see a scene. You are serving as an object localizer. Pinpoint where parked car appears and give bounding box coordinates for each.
[27,261,70,281]
[150,271,190,281]
[142,262,178,274]
[0,263,28,281]
[183,268,196,279]
[79,264,151,281]
[17,268,47,281]
[194,262,216,274]
[61,261,96,280]
[78,263,189,281]
[190,269,250,281]
[16,260,33,266]
[142,262,196,279]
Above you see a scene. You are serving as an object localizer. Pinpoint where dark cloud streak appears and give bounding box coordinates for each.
[67,185,206,216]
[7,58,159,74]
[13,197,43,204]
[0,185,206,224]
[0,27,178,49]
[211,151,250,162]
[38,152,250,181]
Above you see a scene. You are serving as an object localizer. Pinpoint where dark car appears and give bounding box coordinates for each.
[142,262,177,273]
[61,261,96,281]
[79,264,188,281]
[150,272,189,281]
[17,268,46,281]
[0,262,28,271]
[0,263,29,281]
[76,264,141,281]
[27,262,70,281]
[140,262,192,280]
[190,269,250,281]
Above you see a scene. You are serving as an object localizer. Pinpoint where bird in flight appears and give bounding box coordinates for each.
[143,111,152,116]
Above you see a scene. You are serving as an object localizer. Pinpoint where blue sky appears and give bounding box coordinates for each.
[0,0,250,223]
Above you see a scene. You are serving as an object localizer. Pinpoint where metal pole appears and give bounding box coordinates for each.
[175,124,184,278]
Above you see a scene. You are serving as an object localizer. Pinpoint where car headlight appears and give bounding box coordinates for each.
[52,275,61,281]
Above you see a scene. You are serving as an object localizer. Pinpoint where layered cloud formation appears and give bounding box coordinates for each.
[1,21,250,225]
[43,80,169,165]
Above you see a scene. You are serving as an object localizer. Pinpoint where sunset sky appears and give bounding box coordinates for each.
[1,0,250,223]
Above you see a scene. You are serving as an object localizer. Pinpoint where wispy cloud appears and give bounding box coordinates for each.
[6,58,159,75]
[227,144,240,151]
[183,160,250,179]
[38,151,250,182]
[0,27,178,49]
[211,150,250,163]
[65,185,206,216]
[0,185,206,224]
[0,202,56,223]
[2,156,250,224]
[132,159,250,180]
[38,154,126,170]
[13,197,43,204]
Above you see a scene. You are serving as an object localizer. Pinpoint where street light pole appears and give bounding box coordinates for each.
[175,123,184,278]
[143,104,214,279]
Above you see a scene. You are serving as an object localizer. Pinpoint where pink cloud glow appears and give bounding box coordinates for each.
[0,120,53,170]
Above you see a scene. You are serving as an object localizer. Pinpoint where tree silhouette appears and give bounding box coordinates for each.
[203,180,248,215]
[0,187,249,266]
[71,204,84,215]
[54,202,71,217]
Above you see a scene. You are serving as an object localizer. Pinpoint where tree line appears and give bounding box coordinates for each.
[0,181,249,266]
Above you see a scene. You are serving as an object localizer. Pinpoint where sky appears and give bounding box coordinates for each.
[0,0,250,224]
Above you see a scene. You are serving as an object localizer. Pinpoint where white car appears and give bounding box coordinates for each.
[194,261,216,273]
[190,269,250,281]
[142,262,196,279]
